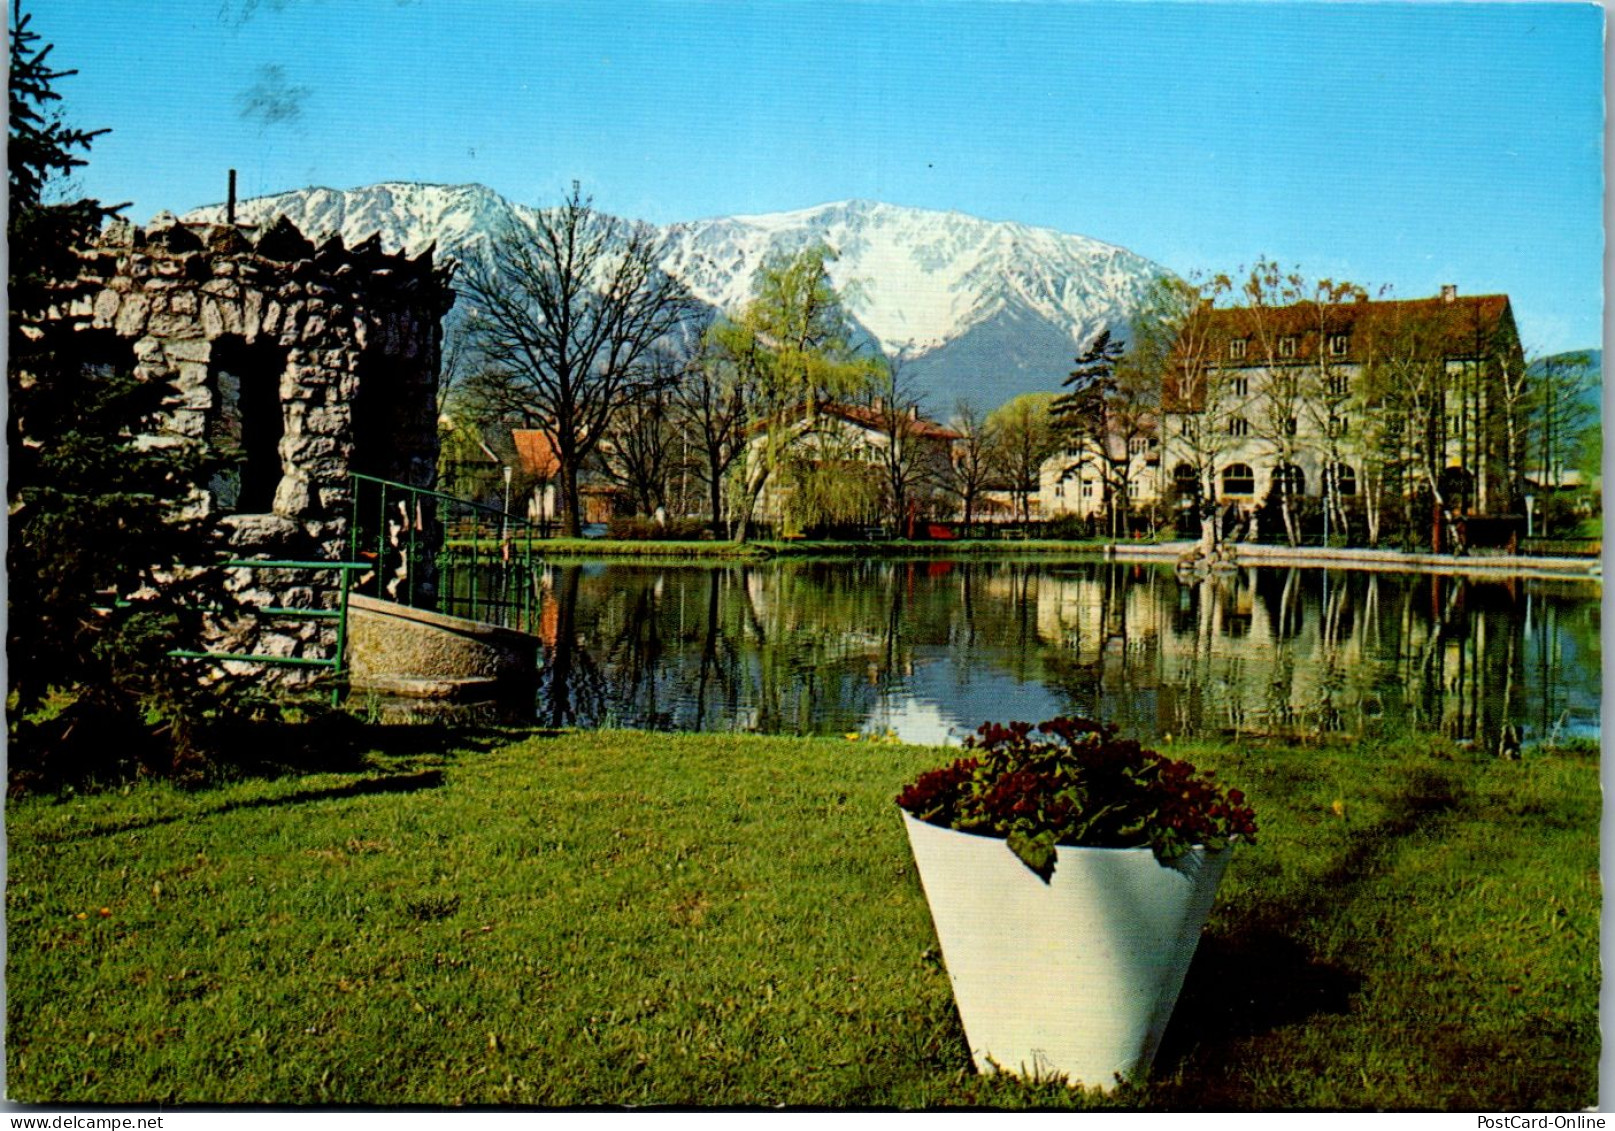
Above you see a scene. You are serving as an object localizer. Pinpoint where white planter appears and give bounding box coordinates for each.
[902,811,1232,1090]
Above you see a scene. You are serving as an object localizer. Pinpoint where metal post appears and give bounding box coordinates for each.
[406,484,418,608]
[331,562,353,707]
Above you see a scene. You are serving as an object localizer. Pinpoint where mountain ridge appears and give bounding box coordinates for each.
[182,182,1167,409]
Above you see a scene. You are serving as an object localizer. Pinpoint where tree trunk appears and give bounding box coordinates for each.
[707,465,726,538]
[559,458,582,538]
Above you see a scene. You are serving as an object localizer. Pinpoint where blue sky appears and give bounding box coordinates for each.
[28,0,1606,354]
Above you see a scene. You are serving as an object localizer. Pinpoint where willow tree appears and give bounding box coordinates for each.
[717,244,881,539]
[459,184,700,536]
[987,392,1060,524]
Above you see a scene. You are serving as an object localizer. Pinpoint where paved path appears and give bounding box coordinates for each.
[1103,540,1602,580]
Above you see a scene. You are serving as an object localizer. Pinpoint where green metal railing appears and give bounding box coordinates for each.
[349,472,540,634]
[169,475,540,704]
[169,559,370,705]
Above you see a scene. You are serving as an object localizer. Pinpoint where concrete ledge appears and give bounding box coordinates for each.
[346,592,540,695]
[1104,540,1601,580]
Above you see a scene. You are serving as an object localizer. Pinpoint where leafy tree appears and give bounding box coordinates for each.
[458,183,700,536]
[987,392,1060,524]
[8,2,229,785]
[715,245,881,539]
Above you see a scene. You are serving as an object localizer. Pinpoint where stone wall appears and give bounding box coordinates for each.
[38,211,456,675]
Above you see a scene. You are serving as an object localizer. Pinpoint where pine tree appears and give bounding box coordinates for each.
[8,2,228,786]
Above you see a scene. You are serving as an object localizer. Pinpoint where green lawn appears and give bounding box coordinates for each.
[6,727,1599,1108]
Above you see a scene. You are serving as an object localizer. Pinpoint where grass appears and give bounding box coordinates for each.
[6,727,1599,1108]
[519,537,1139,561]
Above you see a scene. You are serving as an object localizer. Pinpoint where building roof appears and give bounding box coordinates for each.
[1164,290,1521,412]
[752,400,962,442]
[511,429,560,478]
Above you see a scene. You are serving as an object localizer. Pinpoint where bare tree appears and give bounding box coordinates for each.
[596,366,678,517]
[866,355,947,537]
[1158,273,1241,552]
[672,325,749,536]
[458,183,700,536]
[937,398,998,532]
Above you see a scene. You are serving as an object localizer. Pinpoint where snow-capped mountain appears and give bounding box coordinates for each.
[184,183,1170,409]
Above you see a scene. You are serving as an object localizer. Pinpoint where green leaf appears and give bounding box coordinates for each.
[1006,829,1057,883]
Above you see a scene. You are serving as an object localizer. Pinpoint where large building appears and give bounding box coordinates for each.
[1040,287,1527,543]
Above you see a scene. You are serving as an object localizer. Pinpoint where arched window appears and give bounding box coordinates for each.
[1221,463,1256,496]
[1323,463,1358,497]
[1172,462,1199,497]
[1272,463,1306,496]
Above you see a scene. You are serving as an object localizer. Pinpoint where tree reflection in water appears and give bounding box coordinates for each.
[528,559,1600,749]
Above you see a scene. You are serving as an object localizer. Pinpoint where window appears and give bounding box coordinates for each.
[1327,414,1349,438]
[1328,334,1350,357]
[1054,479,1065,499]
[1272,463,1306,496]
[1221,463,1256,496]
[1284,417,1299,436]
[1327,373,1350,397]
[1228,338,1247,360]
[1081,479,1095,499]
[1323,463,1358,497]
[1278,336,1298,358]
[1128,437,1148,456]
[1227,416,1250,438]
[1173,462,1199,497]
[1127,480,1140,499]
[1231,375,1249,397]
[208,336,287,513]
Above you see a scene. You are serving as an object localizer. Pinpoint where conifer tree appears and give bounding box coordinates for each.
[8,2,226,785]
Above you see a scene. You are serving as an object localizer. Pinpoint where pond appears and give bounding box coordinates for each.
[523,558,1600,749]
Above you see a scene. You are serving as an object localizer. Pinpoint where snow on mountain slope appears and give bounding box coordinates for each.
[183,183,1170,403]
[663,199,1162,357]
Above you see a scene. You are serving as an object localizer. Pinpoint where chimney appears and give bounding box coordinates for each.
[872,395,884,413]
[1440,284,1457,303]
[227,169,237,225]
[909,404,920,421]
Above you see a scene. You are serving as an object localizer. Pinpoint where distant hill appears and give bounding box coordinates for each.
[184,183,1172,413]
[1530,349,1602,418]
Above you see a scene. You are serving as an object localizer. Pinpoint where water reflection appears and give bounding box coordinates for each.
[530,559,1600,748]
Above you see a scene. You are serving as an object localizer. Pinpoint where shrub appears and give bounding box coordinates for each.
[604,516,710,541]
[897,716,1256,879]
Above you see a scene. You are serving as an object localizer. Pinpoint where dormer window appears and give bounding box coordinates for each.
[1228,338,1248,360]
[1278,336,1298,358]
[1328,333,1350,357]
